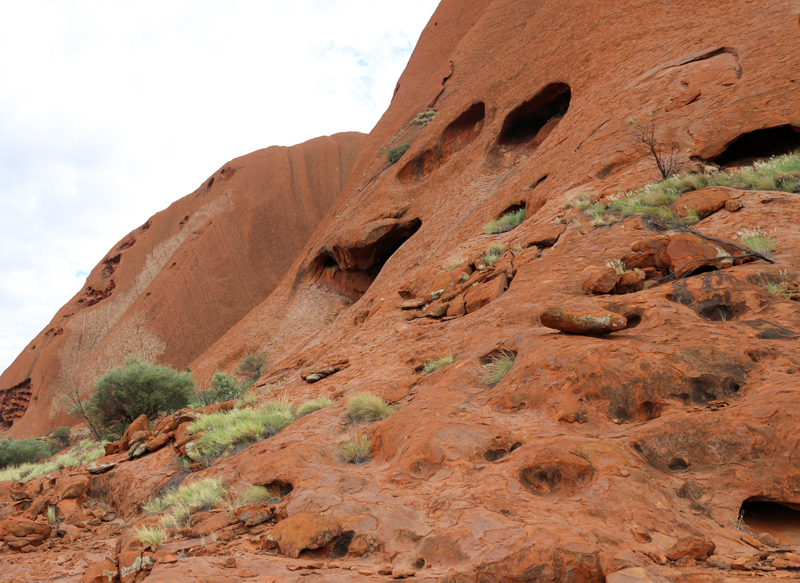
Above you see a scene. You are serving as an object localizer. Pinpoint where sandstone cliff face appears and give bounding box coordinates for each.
[178,0,800,578]
[0,132,364,439]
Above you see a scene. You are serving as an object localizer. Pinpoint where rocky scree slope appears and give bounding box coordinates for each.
[3,0,800,581]
[0,132,364,439]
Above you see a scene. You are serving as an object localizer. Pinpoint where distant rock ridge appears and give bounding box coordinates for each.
[0,132,364,438]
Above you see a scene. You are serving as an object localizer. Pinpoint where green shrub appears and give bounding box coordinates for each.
[420,355,455,375]
[482,350,516,387]
[0,437,54,470]
[341,435,372,465]
[387,143,411,164]
[51,427,71,450]
[297,397,333,417]
[411,109,438,126]
[485,208,526,234]
[236,352,268,384]
[238,485,281,506]
[347,393,394,421]
[188,399,295,462]
[0,438,107,483]
[191,371,245,408]
[90,357,194,434]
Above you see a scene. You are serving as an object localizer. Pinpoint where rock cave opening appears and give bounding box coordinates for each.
[711,125,800,167]
[739,499,800,546]
[314,219,422,302]
[498,83,571,154]
[399,102,485,182]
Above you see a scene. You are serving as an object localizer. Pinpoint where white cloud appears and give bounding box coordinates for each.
[0,0,440,373]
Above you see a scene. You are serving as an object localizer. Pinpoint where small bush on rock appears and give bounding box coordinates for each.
[387,143,411,164]
[238,484,281,506]
[347,393,394,421]
[188,399,295,462]
[134,525,165,547]
[51,427,72,450]
[420,355,455,375]
[485,208,526,234]
[90,357,194,434]
[482,350,517,387]
[341,435,372,465]
[0,437,54,470]
[236,351,269,384]
[297,397,333,417]
[191,371,246,407]
[736,228,778,257]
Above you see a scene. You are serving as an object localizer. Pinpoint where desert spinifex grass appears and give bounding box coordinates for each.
[134,524,166,547]
[347,393,394,421]
[237,484,281,507]
[736,228,778,257]
[483,244,506,267]
[419,355,455,375]
[296,397,333,417]
[188,399,295,461]
[341,435,372,465]
[748,270,798,300]
[145,477,226,528]
[0,438,107,483]
[485,208,526,234]
[482,350,517,387]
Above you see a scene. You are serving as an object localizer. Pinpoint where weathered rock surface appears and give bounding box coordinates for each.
[540,305,627,335]
[3,0,800,582]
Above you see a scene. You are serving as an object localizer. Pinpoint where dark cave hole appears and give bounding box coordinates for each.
[636,400,661,421]
[624,314,642,329]
[700,304,737,322]
[207,177,215,188]
[264,481,294,497]
[711,125,800,167]
[328,530,355,558]
[739,500,800,545]
[499,83,571,154]
[668,457,689,471]
[314,219,422,302]
[484,442,521,462]
[414,557,426,569]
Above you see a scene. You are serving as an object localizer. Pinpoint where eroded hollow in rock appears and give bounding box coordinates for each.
[519,457,592,496]
[484,442,521,462]
[739,500,800,545]
[399,102,485,182]
[327,530,355,558]
[712,125,800,167]
[499,83,571,153]
[314,219,422,301]
[701,304,736,322]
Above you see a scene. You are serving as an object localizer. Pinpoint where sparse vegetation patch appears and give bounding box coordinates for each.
[420,355,455,375]
[0,438,107,483]
[341,435,372,465]
[482,350,517,387]
[387,143,411,164]
[297,397,333,417]
[347,393,394,421]
[485,208,526,234]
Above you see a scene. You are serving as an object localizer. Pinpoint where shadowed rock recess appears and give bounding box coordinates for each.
[2,0,800,581]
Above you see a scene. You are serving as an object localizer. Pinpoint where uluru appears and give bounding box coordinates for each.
[1,1,800,582]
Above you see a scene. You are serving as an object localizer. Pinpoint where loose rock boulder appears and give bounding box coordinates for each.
[540,305,627,335]
[260,512,341,558]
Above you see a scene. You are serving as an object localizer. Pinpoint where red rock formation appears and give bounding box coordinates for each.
[3,0,800,581]
[0,132,364,438]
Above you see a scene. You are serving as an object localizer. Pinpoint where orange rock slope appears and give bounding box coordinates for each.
[4,0,800,581]
[0,132,364,438]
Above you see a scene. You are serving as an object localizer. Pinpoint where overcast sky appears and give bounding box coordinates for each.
[0,0,440,375]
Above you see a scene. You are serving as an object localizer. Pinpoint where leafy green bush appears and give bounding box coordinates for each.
[236,352,268,384]
[187,399,295,462]
[51,427,71,450]
[485,208,526,234]
[347,393,394,421]
[0,437,54,470]
[420,355,455,375]
[387,143,411,164]
[0,438,107,483]
[482,350,516,387]
[341,435,372,465]
[297,397,333,417]
[191,371,245,408]
[90,357,194,433]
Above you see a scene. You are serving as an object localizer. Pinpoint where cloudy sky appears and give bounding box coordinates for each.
[0,0,440,374]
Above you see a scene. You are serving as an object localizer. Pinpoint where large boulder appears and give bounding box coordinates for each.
[260,512,341,558]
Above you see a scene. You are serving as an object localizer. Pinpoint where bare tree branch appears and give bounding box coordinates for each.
[630,120,683,179]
